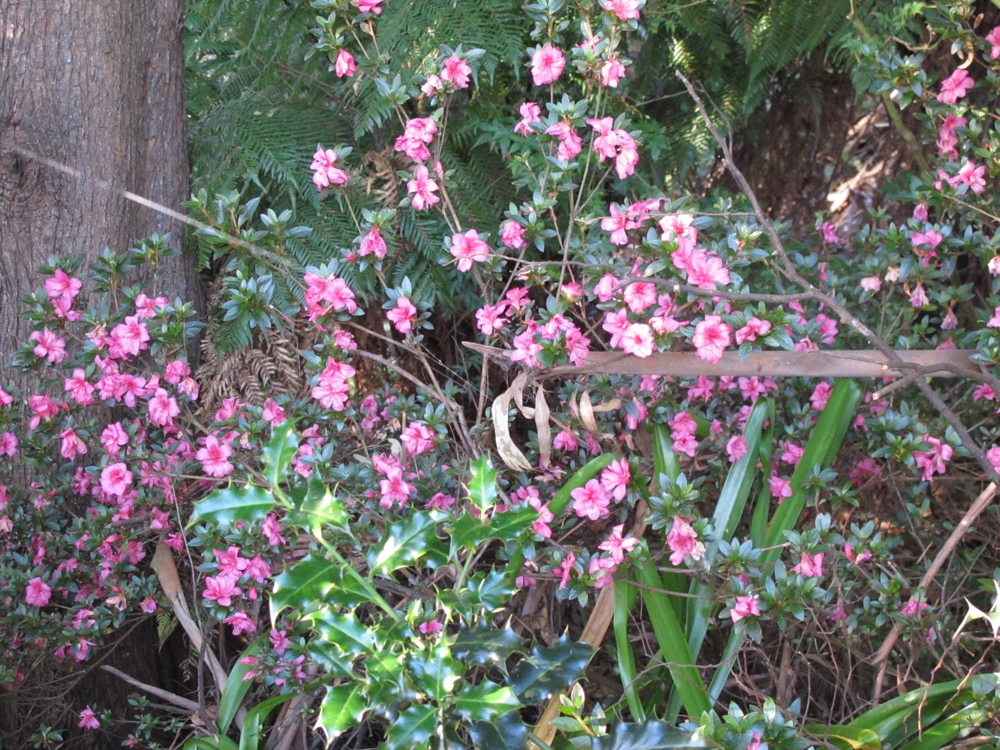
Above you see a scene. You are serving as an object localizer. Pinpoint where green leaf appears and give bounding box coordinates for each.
[192,486,276,527]
[315,683,366,744]
[262,421,298,492]
[239,694,294,750]
[367,510,442,576]
[287,477,350,538]
[509,633,596,704]
[613,582,644,722]
[635,563,712,718]
[466,569,516,612]
[270,553,368,620]
[453,680,520,722]
[591,720,709,749]
[312,612,376,655]
[450,621,524,673]
[217,642,258,734]
[407,643,463,701]
[468,454,499,512]
[385,704,438,750]
[469,711,530,750]
[448,507,538,553]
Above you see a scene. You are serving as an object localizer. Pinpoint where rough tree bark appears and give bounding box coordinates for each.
[0,0,201,741]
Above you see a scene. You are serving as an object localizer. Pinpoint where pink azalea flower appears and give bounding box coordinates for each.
[987,26,1000,60]
[394,118,438,162]
[407,165,439,210]
[203,574,242,608]
[25,577,52,607]
[621,323,654,358]
[449,229,490,271]
[353,0,384,14]
[545,119,582,161]
[475,303,508,336]
[900,598,929,617]
[692,315,732,363]
[78,707,101,730]
[63,370,93,406]
[196,435,235,478]
[600,56,626,87]
[310,147,349,190]
[769,475,793,501]
[730,594,761,623]
[685,250,730,289]
[101,462,133,497]
[441,54,472,89]
[747,732,762,750]
[601,0,641,20]
[514,102,541,136]
[600,458,631,501]
[860,276,882,292]
[59,428,88,459]
[386,296,418,334]
[914,436,953,481]
[735,317,771,345]
[598,524,639,563]
[359,226,387,258]
[956,160,986,194]
[726,435,747,463]
[147,388,180,427]
[667,516,705,565]
[334,49,356,78]
[224,610,257,635]
[379,469,415,509]
[936,69,973,104]
[499,220,527,250]
[29,328,68,364]
[531,44,566,85]
[401,422,435,456]
[792,552,824,578]
[570,479,611,521]
[0,432,17,458]
[45,269,83,302]
[810,381,832,411]
[419,620,443,635]
[819,222,841,244]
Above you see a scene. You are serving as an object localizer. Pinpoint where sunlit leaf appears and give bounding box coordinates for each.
[509,633,596,704]
[262,420,298,491]
[453,680,520,722]
[192,486,275,527]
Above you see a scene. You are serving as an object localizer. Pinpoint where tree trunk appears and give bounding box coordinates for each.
[0,0,202,359]
[0,0,201,741]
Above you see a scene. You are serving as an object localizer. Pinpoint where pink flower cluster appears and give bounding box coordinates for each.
[530,45,566,86]
[666,516,705,566]
[449,229,490,271]
[587,117,639,178]
[45,269,83,320]
[395,118,438,162]
[304,271,358,322]
[310,147,349,190]
[407,165,439,210]
[311,357,357,411]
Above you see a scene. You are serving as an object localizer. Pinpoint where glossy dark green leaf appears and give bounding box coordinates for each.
[453,680,520,722]
[217,642,258,734]
[467,569,516,612]
[287,482,349,538]
[407,643,463,701]
[239,694,294,750]
[468,454,499,512]
[385,704,437,750]
[509,633,596,704]
[312,612,376,655]
[263,421,298,491]
[270,553,367,620]
[367,511,443,576]
[469,711,530,750]
[591,721,709,749]
[450,621,524,672]
[315,683,366,743]
[192,485,276,527]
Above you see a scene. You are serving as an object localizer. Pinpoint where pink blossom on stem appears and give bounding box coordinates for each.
[449,229,490,271]
[914,436,953,481]
[407,165,439,210]
[499,220,527,250]
[353,0,384,14]
[620,323,654,358]
[730,594,761,623]
[334,49,356,78]
[692,315,732,363]
[101,462,133,497]
[441,54,471,89]
[25,577,52,607]
[359,226,387,258]
[769,475,793,501]
[735,317,771,345]
[987,26,1000,59]
[600,56,626,87]
[600,458,631,501]
[30,328,67,364]
[667,516,705,565]
[900,598,929,617]
[475,303,508,336]
[820,222,841,244]
[59,428,87,459]
[726,435,747,463]
[394,118,438,162]
[514,102,541,135]
[601,0,641,20]
[224,611,257,635]
[531,44,566,85]
[386,296,418,334]
[78,707,101,729]
[401,422,435,456]
[203,574,242,608]
[810,381,832,411]
[792,552,824,578]
[936,69,973,103]
[570,479,612,521]
[197,435,235,478]
[598,524,639,563]
[379,469,415,509]
[310,147,349,190]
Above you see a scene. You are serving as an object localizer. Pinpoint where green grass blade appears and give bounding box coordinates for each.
[762,380,862,565]
[749,400,776,547]
[613,581,645,722]
[217,642,259,734]
[635,562,711,718]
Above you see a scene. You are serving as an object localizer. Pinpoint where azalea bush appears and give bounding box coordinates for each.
[4,1,1000,749]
